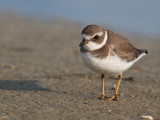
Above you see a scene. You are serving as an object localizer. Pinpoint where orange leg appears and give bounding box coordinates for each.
[102,74,105,98]
[98,74,107,100]
[109,73,122,101]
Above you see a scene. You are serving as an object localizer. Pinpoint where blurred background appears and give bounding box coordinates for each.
[0,0,160,37]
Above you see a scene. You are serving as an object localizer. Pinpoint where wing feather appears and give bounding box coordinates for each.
[106,30,144,62]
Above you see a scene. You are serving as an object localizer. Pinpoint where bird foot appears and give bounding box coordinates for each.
[98,94,118,101]
[97,95,108,100]
[108,94,117,101]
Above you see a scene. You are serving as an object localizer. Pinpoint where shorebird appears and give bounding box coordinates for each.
[79,24,148,100]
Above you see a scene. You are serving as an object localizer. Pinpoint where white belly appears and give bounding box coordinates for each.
[80,52,145,74]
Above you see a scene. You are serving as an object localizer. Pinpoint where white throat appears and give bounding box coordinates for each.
[83,31,108,51]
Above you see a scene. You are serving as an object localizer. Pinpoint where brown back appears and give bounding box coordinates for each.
[106,30,144,62]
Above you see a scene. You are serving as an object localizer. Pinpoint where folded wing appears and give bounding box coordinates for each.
[106,30,147,62]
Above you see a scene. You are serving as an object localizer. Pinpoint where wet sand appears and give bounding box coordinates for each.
[0,12,160,120]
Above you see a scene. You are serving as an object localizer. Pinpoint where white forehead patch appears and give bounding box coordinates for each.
[82,34,92,40]
[82,32,103,40]
[83,31,108,51]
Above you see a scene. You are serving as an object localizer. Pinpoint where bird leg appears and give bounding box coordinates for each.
[109,73,122,101]
[98,74,107,100]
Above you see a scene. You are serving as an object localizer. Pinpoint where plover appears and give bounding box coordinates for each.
[79,24,148,100]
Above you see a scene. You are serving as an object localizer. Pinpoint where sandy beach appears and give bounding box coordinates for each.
[0,12,159,120]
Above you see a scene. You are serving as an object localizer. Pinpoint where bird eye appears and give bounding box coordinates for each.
[93,35,99,40]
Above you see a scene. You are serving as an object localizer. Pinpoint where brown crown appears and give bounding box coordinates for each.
[81,24,104,36]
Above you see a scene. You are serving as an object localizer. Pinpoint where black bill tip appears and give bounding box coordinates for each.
[79,40,85,47]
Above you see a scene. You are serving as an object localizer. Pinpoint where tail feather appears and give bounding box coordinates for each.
[134,49,148,63]
[144,50,148,54]
[137,49,148,55]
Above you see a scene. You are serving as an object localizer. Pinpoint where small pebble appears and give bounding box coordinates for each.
[107,109,112,113]
[112,84,116,90]
[140,115,153,120]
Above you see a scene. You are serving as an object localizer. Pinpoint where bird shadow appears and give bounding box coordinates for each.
[123,77,135,82]
[0,80,50,91]
[109,76,135,82]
